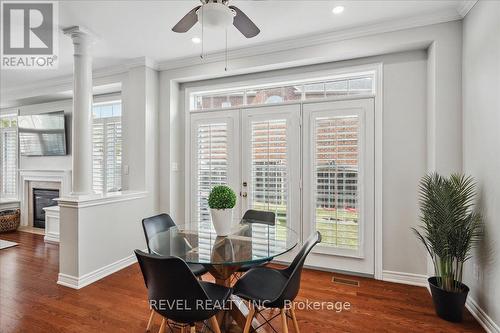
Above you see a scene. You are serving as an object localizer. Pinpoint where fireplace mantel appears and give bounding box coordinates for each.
[19,170,72,227]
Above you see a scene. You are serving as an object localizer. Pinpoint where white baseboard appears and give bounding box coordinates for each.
[44,232,60,244]
[369,270,499,331]
[382,270,428,287]
[466,297,500,333]
[57,254,137,289]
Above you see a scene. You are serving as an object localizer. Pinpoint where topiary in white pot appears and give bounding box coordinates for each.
[208,185,237,236]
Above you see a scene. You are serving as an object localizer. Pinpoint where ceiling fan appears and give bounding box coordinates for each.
[172,0,260,38]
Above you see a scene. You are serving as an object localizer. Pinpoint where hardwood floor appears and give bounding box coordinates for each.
[0,231,484,333]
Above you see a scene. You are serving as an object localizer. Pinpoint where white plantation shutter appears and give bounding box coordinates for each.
[196,122,229,224]
[105,120,122,192]
[92,121,105,193]
[314,115,360,250]
[249,119,288,241]
[1,130,18,198]
[92,101,122,194]
[0,114,18,199]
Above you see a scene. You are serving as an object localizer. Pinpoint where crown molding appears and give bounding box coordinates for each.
[125,56,159,71]
[0,58,155,106]
[157,7,463,71]
[1,57,159,104]
[457,1,478,18]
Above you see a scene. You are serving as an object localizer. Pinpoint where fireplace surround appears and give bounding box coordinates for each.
[19,170,71,228]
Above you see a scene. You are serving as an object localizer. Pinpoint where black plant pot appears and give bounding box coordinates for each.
[428,277,470,322]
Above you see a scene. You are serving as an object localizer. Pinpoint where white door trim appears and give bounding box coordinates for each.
[302,98,375,274]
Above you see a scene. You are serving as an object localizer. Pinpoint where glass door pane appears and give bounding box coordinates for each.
[250,118,288,239]
[314,115,360,250]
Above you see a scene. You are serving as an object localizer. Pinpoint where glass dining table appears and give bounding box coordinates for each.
[148,220,299,331]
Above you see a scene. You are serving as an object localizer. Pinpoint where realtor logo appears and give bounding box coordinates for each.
[1,1,58,69]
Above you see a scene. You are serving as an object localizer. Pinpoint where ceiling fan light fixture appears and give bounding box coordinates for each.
[196,2,234,29]
[332,6,345,15]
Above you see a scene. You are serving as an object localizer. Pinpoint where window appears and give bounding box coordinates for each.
[314,115,359,250]
[0,113,18,199]
[92,101,122,194]
[190,73,374,111]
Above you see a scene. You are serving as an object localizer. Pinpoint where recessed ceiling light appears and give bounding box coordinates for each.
[332,6,344,15]
[191,37,201,44]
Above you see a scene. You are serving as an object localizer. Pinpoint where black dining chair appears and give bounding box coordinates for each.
[233,231,321,333]
[142,214,209,331]
[135,250,231,333]
[234,210,276,278]
[142,213,208,277]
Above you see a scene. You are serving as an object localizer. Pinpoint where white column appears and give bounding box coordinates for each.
[64,26,93,195]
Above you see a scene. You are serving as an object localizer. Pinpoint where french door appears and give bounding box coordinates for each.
[189,110,240,227]
[189,98,375,274]
[303,99,374,275]
[240,105,301,254]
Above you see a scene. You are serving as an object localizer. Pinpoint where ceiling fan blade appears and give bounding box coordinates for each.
[229,5,260,38]
[172,6,201,33]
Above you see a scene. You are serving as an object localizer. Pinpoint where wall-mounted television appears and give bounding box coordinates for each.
[18,111,67,156]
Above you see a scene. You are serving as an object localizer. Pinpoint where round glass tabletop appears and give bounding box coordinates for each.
[148,221,298,266]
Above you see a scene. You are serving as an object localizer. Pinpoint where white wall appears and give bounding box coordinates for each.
[15,99,73,171]
[462,0,500,329]
[161,21,463,278]
[58,192,150,288]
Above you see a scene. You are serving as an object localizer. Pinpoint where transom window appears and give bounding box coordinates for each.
[190,73,374,111]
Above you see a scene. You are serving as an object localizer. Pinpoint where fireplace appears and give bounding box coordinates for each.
[32,189,59,229]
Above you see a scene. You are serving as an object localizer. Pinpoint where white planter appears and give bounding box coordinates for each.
[210,208,233,236]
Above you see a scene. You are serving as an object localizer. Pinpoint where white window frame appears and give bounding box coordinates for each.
[92,96,122,194]
[183,63,384,279]
[188,64,377,112]
[0,110,19,200]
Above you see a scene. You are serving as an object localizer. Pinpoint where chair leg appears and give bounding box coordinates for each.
[280,309,289,333]
[290,307,300,333]
[243,302,256,333]
[146,309,155,332]
[209,316,221,333]
[158,318,166,333]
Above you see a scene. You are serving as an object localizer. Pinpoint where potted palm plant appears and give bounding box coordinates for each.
[413,173,482,322]
[209,185,237,236]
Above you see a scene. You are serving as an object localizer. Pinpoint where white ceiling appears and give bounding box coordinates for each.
[1,0,468,92]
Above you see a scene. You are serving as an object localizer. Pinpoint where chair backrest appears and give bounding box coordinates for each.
[134,250,210,323]
[142,213,176,253]
[271,231,321,307]
[242,209,275,225]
